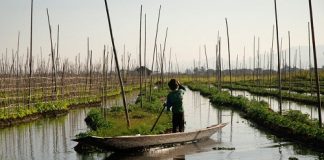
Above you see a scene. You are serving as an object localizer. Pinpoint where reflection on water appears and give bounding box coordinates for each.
[0,91,138,160]
[1,89,324,160]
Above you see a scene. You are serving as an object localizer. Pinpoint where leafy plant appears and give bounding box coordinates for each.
[85,109,111,131]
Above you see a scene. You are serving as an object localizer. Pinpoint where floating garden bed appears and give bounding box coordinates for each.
[186,82,324,149]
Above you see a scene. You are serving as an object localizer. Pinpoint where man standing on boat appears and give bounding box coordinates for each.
[165,79,186,133]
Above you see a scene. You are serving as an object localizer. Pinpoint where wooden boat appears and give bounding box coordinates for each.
[73,123,227,151]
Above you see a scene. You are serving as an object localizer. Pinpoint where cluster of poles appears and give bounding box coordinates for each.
[189,0,322,127]
[0,0,183,129]
[0,0,322,128]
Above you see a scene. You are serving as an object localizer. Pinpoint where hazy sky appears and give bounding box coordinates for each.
[0,0,323,71]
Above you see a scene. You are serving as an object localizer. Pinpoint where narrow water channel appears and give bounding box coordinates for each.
[223,88,324,121]
[1,88,323,160]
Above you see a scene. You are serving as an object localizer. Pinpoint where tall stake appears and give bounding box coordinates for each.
[85,38,89,92]
[257,37,260,87]
[103,45,106,98]
[161,28,168,89]
[144,14,147,95]
[253,36,255,82]
[139,5,143,108]
[270,25,274,89]
[274,0,282,114]
[149,6,161,102]
[47,8,56,100]
[218,39,222,91]
[235,54,238,82]
[288,31,291,106]
[29,0,33,106]
[243,46,246,83]
[104,0,130,127]
[308,0,322,127]
[56,25,59,95]
[16,32,20,106]
[204,45,209,89]
[308,22,313,96]
[215,44,218,84]
[225,18,232,95]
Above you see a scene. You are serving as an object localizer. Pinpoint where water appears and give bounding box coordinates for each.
[224,88,324,121]
[0,92,139,160]
[104,88,324,159]
[1,88,324,160]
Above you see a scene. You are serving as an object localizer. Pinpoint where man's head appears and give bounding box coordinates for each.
[168,79,178,91]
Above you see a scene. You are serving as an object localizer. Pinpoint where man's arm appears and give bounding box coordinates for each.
[179,84,186,90]
[177,81,186,91]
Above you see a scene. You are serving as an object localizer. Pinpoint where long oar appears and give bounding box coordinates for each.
[150,105,167,132]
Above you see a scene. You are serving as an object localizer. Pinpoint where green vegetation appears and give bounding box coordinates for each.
[84,109,111,131]
[231,81,324,95]
[0,85,139,122]
[186,82,324,147]
[77,87,172,137]
[221,83,321,106]
[0,101,68,120]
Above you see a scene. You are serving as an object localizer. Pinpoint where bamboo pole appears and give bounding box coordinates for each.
[46,8,56,100]
[288,31,291,109]
[274,0,282,114]
[126,54,131,83]
[149,5,161,102]
[109,48,113,90]
[257,37,260,87]
[218,38,222,91]
[253,36,255,82]
[144,13,147,95]
[235,54,238,82]
[123,45,125,80]
[308,0,322,127]
[243,46,246,83]
[16,32,20,106]
[61,61,65,99]
[86,38,89,92]
[215,44,218,84]
[270,25,274,89]
[56,25,59,94]
[102,45,106,100]
[104,0,130,127]
[225,18,232,95]
[308,22,313,96]
[204,45,209,89]
[299,46,302,76]
[175,53,180,77]
[28,0,33,107]
[89,51,93,93]
[161,27,168,89]
[139,5,143,108]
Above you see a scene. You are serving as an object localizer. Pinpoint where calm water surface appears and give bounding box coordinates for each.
[1,88,324,160]
[224,88,324,121]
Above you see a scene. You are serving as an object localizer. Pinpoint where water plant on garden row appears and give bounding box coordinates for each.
[221,83,323,106]
[77,87,172,137]
[0,85,140,125]
[231,81,324,95]
[186,82,324,148]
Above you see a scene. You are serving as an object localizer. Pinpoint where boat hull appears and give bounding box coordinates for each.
[74,123,227,151]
